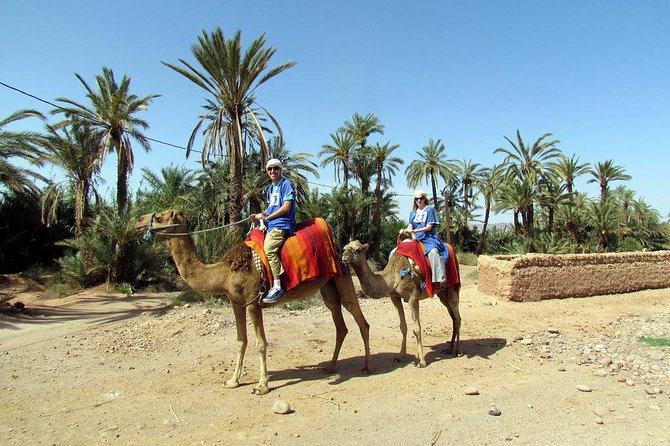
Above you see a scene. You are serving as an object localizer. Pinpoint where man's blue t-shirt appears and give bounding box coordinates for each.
[265,177,296,235]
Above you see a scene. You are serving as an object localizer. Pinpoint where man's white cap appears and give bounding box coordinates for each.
[266,158,283,170]
[413,189,428,199]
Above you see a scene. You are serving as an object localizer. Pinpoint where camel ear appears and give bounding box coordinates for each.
[362,243,369,252]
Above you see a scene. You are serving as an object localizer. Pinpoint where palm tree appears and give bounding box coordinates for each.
[454,158,484,220]
[266,137,319,209]
[164,28,296,235]
[54,67,159,216]
[368,141,403,256]
[405,138,456,209]
[551,153,589,196]
[0,109,46,198]
[494,131,561,243]
[340,113,385,194]
[137,165,198,212]
[340,112,385,148]
[588,200,620,251]
[494,130,561,183]
[41,123,103,237]
[475,164,504,254]
[587,159,632,204]
[319,131,357,188]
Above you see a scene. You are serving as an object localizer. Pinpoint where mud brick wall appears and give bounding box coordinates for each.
[477,251,670,302]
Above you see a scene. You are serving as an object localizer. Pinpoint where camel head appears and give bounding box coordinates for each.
[341,240,370,265]
[136,209,189,238]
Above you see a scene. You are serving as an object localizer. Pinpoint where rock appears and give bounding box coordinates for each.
[464,387,479,395]
[520,338,533,346]
[594,406,609,417]
[577,385,593,392]
[600,357,613,366]
[557,366,567,372]
[547,327,560,334]
[272,399,291,414]
[488,404,501,416]
[645,387,663,395]
[595,417,604,424]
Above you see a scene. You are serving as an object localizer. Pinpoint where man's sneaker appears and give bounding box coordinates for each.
[262,287,284,304]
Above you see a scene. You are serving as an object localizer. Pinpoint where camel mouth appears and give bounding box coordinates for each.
[135,215,151,230]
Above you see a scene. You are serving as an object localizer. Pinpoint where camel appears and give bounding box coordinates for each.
[341,239,461,367]
[136,210,373,395]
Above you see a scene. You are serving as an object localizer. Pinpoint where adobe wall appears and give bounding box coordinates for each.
[477,251,670,302]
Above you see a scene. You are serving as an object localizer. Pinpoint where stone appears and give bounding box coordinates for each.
[464,387,480,395]
[594,406,609,417]
[577,385,593,392]
[272,399,291,414]
[488,404,501,416]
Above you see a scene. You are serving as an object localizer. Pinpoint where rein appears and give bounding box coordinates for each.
[143,213,251,240]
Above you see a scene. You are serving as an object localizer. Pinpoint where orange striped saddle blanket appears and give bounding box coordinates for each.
[244,218,341,292]
[395,240,461,296]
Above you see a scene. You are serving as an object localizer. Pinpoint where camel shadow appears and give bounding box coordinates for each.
[261,338,509,392]
[261,351,408,391]
[426,337,507,362]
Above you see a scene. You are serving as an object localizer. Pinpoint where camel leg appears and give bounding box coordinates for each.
[438,287,462,355]
[334,275,373,374]
[224,304,248,389]
[391,295,409,363]
[408,296,426,367]
[247,304,270,395]
[320,281,348,374]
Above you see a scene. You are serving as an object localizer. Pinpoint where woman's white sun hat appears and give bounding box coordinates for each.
[413,189,428,199]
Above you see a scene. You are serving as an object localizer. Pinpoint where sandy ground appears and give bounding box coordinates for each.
[1,266,669,446]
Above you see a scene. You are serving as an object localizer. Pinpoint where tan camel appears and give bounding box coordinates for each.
[136,210,373,395]
[341,239,461,367]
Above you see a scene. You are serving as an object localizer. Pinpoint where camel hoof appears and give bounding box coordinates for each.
[415,360,427,368]
[223,379,240,389]
[251,384,270,395]
[362,365,375,375]
[321,366,336,375]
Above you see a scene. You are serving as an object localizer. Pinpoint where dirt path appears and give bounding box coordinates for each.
[1,267,668,445]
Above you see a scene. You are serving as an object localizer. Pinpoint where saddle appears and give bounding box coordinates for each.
[395,240,461,296]
[245,218,341,292]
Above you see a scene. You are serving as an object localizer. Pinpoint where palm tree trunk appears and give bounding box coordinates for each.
[116,142,129,217]
[227,113,245,240]
[443,190,451,244]
[476,199,491,255]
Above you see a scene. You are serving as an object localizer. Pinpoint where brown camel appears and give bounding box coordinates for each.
[341,239,461,367]
[136,210,373,395]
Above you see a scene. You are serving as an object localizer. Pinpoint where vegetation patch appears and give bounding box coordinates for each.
[639,336,670,347]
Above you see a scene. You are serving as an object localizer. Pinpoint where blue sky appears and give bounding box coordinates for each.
[2,0,669,223]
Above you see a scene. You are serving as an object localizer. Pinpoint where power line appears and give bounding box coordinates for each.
[2,80,414,196]
[0,79,207,156]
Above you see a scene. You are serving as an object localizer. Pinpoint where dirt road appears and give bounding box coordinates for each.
[1,267,668,445]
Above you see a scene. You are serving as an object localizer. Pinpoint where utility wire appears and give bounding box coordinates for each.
[1,80,414,196]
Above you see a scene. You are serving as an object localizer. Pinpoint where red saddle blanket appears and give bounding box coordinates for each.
[395,240,461,296]
[244,218,341,292]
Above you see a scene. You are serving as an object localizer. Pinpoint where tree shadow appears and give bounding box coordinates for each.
[0,294,171,331]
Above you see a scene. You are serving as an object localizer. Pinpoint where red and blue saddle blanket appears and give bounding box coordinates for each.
[395,240,461,296]
[244,218,341,292]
